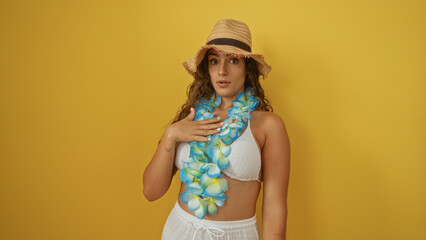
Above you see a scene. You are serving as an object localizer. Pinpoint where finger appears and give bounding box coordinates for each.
[185,107,195,121]
[192,136,210,142]
[196,116,222,125]
[194,129,221,136]
[196,122,224,130]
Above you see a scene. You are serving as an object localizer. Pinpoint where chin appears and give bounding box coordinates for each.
[214,88,242,99]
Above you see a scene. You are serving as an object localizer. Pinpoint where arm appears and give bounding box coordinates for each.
[142,108,223,201]
[261,113,291,240]
[142,129,178,202]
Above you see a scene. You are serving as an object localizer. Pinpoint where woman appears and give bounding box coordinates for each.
[143,19,290,240]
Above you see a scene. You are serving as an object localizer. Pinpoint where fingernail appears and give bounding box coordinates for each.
[221,122,224,126]
[217,127,221,131]
[208,137,211,141]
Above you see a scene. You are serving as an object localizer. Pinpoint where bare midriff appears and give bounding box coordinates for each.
[177,175,261,221]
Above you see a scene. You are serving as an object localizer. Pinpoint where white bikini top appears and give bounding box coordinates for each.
[175,120,262,182]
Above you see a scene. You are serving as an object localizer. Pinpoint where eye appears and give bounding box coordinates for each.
[230,58,239,64]
[209,58,217,64]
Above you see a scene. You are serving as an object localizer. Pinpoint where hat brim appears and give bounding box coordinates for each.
[182,45,271,79]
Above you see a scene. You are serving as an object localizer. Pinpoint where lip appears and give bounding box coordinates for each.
[216,80,230,88]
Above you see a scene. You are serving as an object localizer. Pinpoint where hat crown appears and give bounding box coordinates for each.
[206,19,252,47]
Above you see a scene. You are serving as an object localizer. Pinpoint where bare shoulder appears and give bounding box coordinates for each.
[251,110,287,132]
[250,111,288,149]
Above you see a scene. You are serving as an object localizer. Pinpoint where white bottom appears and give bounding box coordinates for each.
[161,201,261,240]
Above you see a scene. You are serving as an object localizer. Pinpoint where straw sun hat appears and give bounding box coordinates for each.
[182,19,272,79]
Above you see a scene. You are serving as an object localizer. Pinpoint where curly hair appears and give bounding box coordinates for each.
[170,50,273,124]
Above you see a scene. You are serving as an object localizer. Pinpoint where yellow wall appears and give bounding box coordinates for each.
[0,0,425,239]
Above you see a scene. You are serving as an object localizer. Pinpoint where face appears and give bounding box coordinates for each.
[207,49,246,99]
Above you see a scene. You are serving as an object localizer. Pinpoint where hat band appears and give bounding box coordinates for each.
[206,38,252,52]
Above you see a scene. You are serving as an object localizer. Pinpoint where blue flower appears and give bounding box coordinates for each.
[180,168,202,183]
[213,194,227,207]
[201,163,221,178]
[200,173,228,197]
[208,201,218,215]
[194,95,222,121]
[178,87,259,219]
[179,192,208,219]
[206,135,230,169]
[187,181,204,195]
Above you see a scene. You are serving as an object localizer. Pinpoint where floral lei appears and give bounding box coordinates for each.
[179,87,259,219]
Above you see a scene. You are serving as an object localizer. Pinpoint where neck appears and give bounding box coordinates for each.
[217,97,234,110]
[216,89,245,110]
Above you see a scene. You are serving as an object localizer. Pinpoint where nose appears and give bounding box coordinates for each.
[218,61,228,76]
